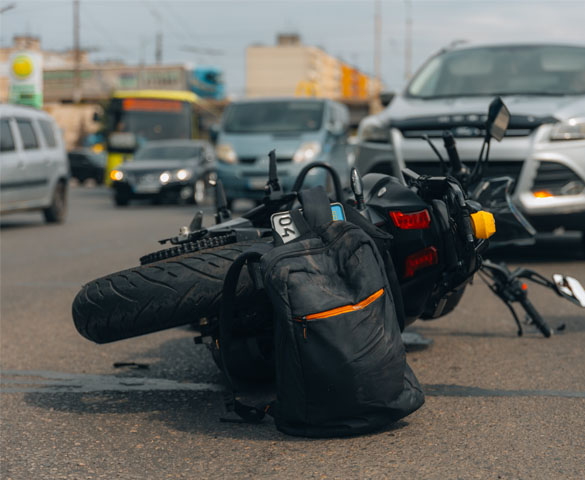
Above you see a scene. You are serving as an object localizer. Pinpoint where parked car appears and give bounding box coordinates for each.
[214,98,351,205]
[109,139,216,206]
[0,104,69,223]
[68,149,106,184]
[354,43,585,238]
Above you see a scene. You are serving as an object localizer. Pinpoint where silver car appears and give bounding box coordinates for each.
[0,104,69,223]
[355,43,585,238]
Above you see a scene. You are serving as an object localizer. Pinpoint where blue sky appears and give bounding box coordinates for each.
[1,0,584,96]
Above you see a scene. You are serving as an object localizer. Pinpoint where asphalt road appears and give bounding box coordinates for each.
[1,185,584,480]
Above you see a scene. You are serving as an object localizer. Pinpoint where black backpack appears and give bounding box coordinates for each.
[219,186,424,437]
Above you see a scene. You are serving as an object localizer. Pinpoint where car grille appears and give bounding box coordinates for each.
[239,157,257,164]
[395,114,550,139]
[401,128,533,139]
[405,160,525,190]
[124,170,163,183]
[533,161,584,193]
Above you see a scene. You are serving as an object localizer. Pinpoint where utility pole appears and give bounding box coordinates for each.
[147,6,163,64]
[404,0,412,82]
[155,31,162,64]
[73,0,81,103]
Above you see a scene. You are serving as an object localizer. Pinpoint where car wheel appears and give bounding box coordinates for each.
[114,193,130,206]
[43,181,67,223]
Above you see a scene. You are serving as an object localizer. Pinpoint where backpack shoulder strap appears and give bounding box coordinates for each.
[218,243,272,423]
[298,186,334,230]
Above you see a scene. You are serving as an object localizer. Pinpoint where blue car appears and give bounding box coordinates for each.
[215,98,351,205]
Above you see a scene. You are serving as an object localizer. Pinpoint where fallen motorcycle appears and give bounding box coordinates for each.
[72,98,585,381]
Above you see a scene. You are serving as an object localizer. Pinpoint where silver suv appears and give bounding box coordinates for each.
[355,43,585,237]
[1,104,69,223]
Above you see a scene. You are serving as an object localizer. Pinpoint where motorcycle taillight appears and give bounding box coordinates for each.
[390,209,431,229]
[404,247,438,278]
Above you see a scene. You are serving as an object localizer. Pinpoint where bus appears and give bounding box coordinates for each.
[102,90,205,184]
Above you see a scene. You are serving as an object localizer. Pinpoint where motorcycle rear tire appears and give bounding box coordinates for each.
[72,241,265,344]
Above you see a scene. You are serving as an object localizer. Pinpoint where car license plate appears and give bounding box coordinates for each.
[270,203,345,243]
[248,178,266,190]
[133,178,160,194]
[133,184,160,193]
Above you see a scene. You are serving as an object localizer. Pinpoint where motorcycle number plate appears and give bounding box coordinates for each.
[271,203,345,244]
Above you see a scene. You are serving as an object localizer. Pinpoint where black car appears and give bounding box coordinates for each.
[68,149,106,184]
[110,140,216,206]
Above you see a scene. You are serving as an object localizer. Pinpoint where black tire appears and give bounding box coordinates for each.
[43,181,67,223]
[72,241,265,344]
[114,193,129,206]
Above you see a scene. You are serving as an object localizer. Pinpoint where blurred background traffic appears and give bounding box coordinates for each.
[1,0,584,252]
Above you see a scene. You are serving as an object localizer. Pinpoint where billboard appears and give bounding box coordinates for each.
[9,51,43,108]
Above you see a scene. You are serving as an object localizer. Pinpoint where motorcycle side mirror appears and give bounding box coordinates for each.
[486,97,510,142]
[553,274,585,307]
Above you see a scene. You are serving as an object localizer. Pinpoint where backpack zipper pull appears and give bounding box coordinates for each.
[294,316,308,341]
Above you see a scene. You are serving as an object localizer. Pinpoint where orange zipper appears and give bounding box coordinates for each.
[297,288,385,321]
[294,288,385,341]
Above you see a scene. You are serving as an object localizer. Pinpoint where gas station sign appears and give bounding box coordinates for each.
[9,51,43,108]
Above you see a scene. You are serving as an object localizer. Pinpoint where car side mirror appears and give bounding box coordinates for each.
[486,97,510,142]
[379,91,395,107]
[328,120,345,137]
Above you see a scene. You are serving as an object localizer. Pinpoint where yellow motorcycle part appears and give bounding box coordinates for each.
[470,211,496,239]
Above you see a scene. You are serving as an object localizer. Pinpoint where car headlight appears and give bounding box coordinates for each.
[176,169,192,181]
[293,142,322,163]
[110,169,124,181]
[216,143,237,164]
[550,118,585,141]
[358,122,390,143]
[160,172,171,184]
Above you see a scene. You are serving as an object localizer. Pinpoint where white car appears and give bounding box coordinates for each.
[0,104,69,223]
[355,43,585,240]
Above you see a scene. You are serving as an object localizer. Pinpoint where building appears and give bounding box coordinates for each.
[246,34,382,101]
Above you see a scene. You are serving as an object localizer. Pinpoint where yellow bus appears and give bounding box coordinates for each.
[103,90,203,184]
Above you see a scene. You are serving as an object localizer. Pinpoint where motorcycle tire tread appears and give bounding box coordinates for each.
[72,241,265,344]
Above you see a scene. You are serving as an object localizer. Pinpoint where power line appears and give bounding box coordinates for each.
[80,3,131,56]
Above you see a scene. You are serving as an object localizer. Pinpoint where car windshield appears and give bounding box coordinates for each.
[134,145,202,160]
[223,101,324,133]
[407,45,585,98]
[108,99,192,141]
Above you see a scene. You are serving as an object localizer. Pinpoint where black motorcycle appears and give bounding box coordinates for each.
[72,98,585,381]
